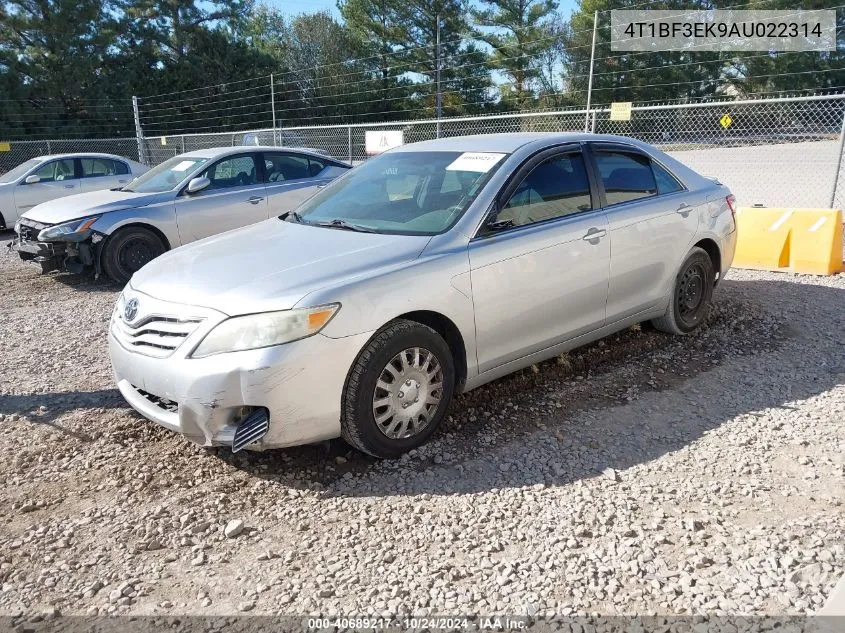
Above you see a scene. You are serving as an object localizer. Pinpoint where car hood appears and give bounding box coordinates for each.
[130,219,432,315]
[22,189,168,225]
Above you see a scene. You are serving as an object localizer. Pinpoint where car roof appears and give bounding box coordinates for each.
[33,152,138,162]
[389,133,654,154]
[183,146,337,161]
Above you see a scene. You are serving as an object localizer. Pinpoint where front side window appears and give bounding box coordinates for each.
[202,155,258,190]
[123,155,208,193]
[292,150,506,235]
[81,158,127,178]
[495,153,592,229]
[594,150,657,205]
[33,159,75,183]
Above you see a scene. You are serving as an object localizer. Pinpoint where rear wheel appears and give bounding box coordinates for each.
[341,320,455,458]
[652,246,715,335]
[101,226,166,284]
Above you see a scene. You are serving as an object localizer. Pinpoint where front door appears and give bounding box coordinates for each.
[468,148,611,374]
[14,158,79,212]
[174,153,269,244]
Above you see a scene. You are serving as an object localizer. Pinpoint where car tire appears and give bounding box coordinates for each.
[101,226,166,284]
[652,246,715,335]
[341,319,455,458]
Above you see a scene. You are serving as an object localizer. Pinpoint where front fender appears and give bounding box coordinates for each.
[90,201,179,249]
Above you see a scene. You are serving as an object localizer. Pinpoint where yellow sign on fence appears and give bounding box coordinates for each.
[0,142,10,152]
[610,102,632,121]
[720,114,733,129]
[733,207,844,276]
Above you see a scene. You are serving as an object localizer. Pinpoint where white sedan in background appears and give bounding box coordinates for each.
[0,153,147,229]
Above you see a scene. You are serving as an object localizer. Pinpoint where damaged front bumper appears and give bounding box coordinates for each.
[10,218,103,275]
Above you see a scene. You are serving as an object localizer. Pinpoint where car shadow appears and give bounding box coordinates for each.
[218,277,844,497]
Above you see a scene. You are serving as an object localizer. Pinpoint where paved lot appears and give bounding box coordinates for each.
[0,232,842,617]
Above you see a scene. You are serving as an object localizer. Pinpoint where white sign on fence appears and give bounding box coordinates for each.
[365,130,403,155]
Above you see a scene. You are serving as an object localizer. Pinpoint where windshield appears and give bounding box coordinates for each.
[123,156,208,193]
[291,150,506,235]
[0,159,41,184]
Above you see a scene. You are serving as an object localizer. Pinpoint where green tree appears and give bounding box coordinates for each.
[472,0,559,108]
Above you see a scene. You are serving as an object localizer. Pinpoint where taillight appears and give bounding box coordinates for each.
[725,194,737,217]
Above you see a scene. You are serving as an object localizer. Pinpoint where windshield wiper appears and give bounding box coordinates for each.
[315,219,377,233]
[280,210,305,223]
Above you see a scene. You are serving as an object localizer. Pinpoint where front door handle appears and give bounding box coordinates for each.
[582,227,607,242]
[247,196,264,204]
[64,184,75,189]
[118,179,127,183]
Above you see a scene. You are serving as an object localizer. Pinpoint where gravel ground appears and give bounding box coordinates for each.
[0,231,842,619]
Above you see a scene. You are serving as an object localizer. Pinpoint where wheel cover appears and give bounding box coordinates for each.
[372,347,444,440]
[119,238,158,273]
[676,262,706,324]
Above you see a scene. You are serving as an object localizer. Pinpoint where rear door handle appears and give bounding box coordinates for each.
[676,202,693,215]
[247,196,264,204]
[118,179,127,183]
[582,228,607,241]
[64,184,75,189]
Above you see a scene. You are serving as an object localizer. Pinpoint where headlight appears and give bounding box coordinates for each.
[191,304,340,358]
[38,216,100,241]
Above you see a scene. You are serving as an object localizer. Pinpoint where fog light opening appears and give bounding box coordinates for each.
[232,407,270,453]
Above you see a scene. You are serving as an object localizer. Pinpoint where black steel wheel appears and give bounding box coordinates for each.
[652,246,715,335]
[101,226,166,284]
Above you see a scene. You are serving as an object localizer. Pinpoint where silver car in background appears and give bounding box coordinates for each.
[0,153,147,229]
[108,133,737,458]
[13,146,350,282]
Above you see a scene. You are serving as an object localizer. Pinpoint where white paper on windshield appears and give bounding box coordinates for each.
[171,160,195,172]
[446,152,506,173]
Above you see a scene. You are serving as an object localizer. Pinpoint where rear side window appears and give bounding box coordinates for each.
[594,151,657,205]
[264,153,310,181]
[652,161,684,194]
[81,158,128,178]
[497,152,592,228]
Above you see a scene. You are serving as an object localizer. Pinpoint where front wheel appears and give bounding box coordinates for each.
[652,246,715,335]
[341,320,455,458]
[101,226,166,284]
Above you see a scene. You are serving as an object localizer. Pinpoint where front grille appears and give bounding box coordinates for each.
[133,385,179,413]
[113,314,203,358]
[17,218,49,242]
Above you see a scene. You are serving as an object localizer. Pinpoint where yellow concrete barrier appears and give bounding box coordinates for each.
[734,207,844,275]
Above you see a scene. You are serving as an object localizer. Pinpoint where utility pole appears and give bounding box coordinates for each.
[584,10,598,133]
[436,13,442,138]
[270,74,277,146]
[132,96,145,164]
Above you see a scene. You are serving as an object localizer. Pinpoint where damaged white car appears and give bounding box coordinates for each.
[12,146,350,283]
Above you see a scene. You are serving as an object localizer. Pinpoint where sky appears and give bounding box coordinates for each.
[266,0,579,20]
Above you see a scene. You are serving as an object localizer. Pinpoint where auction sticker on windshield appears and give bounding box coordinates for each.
[172,161,195,172]
[446,152,506,173]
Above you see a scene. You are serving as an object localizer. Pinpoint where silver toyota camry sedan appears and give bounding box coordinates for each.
[109,133,737,458]
[12,146,349,282]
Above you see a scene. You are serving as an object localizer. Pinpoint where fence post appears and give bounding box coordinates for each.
[181,135,186,153]
[270,74,277,145]
[591,110,597,134]
[132,95,145,164]
[584,11,598,133]
[829,108,845,208]
[348,126,353,164]
[46,140,52,155]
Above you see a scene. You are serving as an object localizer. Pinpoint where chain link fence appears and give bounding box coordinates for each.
[4,95,845,211]
[0,138,141,175]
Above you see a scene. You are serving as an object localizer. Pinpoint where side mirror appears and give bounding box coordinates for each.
[186,177,210,195]
[24,174,40,184]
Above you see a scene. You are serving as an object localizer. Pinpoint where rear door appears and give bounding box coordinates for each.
[79,157,132,192]
[173,152,269,243]
[586,143,701,322]
[261,152,336,214]
[14,158,79,212]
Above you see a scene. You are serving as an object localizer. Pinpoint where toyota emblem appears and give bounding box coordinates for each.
[124,298,139,321]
